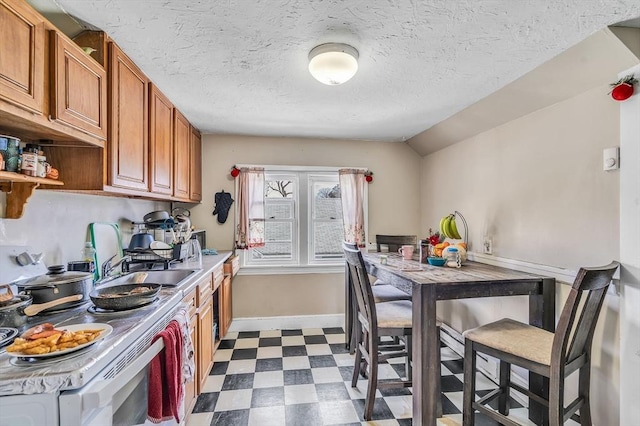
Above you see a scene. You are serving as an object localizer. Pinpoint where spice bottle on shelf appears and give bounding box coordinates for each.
[21,144,39,177]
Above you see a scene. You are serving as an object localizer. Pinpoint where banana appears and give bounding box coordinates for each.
[439,215,450,239]
[448,215,462,239]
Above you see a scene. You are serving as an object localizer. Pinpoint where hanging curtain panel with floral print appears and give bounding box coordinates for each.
[236,168,266,249]
[338,168,366,247]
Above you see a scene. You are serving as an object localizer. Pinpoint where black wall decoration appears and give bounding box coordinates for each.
[212,190,234,224]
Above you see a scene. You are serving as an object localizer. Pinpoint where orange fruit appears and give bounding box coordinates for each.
[442,242,450,248]
[456,242,467,250]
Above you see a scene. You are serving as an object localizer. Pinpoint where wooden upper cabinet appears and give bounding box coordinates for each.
[149,83,174,195]
[0,0,45,114]
[190,126,202,202]
[50,31,107,140]
[108,42,149,191]
[173,109,191,200]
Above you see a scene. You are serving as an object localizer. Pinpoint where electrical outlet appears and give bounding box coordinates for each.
[483,238,492,255]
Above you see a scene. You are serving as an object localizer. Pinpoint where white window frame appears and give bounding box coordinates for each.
[237,165,368,275]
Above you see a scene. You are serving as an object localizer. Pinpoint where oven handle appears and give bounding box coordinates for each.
[83,338,165,410]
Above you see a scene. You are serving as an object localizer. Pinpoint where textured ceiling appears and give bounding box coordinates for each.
[34,0,640,142]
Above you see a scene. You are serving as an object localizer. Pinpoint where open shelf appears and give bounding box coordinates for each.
[0,171,64,219]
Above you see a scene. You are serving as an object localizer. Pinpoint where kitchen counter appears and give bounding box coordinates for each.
[0,251,232,397]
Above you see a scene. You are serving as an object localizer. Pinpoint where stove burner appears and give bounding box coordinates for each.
[9,344,96,367]
[87,298,159,315]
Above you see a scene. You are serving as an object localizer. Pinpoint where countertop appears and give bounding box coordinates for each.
[0,251,233,396]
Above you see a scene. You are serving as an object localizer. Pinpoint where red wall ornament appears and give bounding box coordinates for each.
[230,166,240,178]
[365,172,373,183]
[609,75,637,102]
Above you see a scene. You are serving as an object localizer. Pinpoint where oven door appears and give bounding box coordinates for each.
[59,338,180,426]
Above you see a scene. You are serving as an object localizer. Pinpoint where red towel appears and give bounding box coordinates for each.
[147,320,184,424]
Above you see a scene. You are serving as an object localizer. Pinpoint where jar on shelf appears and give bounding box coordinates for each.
[37,151,49,178]
[20,144,39,177]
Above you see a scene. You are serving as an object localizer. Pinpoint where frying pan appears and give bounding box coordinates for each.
[90,284,161,311]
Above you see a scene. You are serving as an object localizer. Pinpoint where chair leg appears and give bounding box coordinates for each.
[497,360,511,415]
[364,335,379,421]
[352,330,363,388]
[578,361,592,426]
[462,340,476,426]
[404,335,412,380]
[436,327,442,418]
[548,375,564,426]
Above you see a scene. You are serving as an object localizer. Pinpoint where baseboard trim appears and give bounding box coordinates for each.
[228,314,344,332]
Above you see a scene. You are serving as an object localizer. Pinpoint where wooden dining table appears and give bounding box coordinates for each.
[346,252,556,426]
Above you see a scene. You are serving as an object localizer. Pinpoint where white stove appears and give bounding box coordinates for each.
[0,245,187,426]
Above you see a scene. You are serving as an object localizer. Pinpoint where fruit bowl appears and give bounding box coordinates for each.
[427,257,446,266]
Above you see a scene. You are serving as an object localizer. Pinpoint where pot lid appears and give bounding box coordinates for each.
[20,268,93,287]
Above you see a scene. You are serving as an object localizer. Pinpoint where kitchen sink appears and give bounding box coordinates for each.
[138,269,198,286]
[97,269,198,288]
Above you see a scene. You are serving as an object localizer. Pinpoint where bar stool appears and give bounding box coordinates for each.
[462,261,619,426]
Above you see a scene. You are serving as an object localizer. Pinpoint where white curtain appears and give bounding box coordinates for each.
[236,168,265,249]
[339,169,366,247]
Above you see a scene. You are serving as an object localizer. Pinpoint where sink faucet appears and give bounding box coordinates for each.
[101,254,131,279]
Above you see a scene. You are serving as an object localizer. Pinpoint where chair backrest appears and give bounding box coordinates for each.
[552,261,620,367]
[375,235,417,253]
[343,242,378,336]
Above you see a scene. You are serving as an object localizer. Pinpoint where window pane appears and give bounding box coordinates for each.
[265,179,294,198]
[265,221,292,242]
[313,222,344,258]
[265,201,293,220]
[251,242,293,260]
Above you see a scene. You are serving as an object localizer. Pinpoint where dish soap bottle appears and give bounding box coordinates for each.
[82,242,96,262]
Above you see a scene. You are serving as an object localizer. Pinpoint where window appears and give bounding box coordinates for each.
[242,168,347,271]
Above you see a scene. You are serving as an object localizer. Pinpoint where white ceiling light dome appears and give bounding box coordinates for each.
[308,43,359,86]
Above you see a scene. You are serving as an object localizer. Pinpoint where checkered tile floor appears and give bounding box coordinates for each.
[186,327,543,426]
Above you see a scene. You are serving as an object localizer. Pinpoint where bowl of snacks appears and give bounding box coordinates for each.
[427,257,446,266]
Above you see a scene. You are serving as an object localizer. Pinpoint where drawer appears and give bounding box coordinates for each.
[182,287,197,318]
[213,265,224,291]
[224,255,240,277]
[197,276,212,307]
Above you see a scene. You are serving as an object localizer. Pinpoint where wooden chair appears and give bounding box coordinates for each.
[344,242,411,354]
[462,261,620,426]
[343,242,443,420]
[375,235,417,253]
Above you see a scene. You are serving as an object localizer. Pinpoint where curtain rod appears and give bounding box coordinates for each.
[233,164,369,172]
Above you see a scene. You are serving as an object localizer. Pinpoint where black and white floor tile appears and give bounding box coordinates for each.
[187,328,545,426]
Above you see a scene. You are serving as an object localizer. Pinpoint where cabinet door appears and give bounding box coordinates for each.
[220,275,232,338]
[197,295,214,392]
[149,83,173,195]
[173,109,190,200]
[0,0,44,114]
[108,42,149,191]
[189,126,202,202]
[50,31,107,140]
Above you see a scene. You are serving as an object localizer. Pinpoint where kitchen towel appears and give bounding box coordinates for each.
[147,320,183,424]
[173,306,195,384]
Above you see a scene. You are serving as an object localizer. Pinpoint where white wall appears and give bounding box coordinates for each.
[421,84,621,425]
[189,135,422,318]
[0,191,168,268]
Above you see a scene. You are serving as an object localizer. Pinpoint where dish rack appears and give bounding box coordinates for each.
[122,244,188,271]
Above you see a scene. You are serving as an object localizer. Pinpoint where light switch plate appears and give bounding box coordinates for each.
[603,147,619,171]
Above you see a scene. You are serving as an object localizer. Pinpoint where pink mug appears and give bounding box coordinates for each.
[398,245,414,260]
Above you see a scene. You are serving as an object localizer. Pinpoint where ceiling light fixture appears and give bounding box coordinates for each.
[308,43,359,85]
